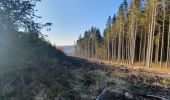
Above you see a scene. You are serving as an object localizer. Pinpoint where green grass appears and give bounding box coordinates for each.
[160,78,170,86]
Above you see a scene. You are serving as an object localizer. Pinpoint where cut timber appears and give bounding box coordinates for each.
[132,91,169,100]
[96,89,109,100]
[123,88,168,100]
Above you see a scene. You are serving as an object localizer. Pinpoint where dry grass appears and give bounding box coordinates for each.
[92,59,170,75]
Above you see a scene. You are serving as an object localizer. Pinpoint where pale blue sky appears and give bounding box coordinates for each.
[35,0,123,46]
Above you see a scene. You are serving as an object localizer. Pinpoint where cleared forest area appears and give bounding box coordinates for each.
[65,57,170,100]
[3,55,169,100]
[74,0,170,99]
[0,0,170,100]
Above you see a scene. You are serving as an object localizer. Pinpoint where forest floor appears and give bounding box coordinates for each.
[2,56,170,100]
[58,56,170,100]
[94,59,170,75]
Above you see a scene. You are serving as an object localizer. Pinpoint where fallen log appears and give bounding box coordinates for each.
[124,89,169,100]
[96,88,109,100]
[133,91,169,100]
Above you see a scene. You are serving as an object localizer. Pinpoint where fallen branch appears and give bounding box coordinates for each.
[96,88,109,100]
[122,88,169,100]
[131,90,168,100]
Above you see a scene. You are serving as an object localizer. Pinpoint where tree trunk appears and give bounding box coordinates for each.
[122,24,125,62]
[107,40,110,60]
[146,0,157,68]
[139,32,143,62]
[128,38,131,65]
[166,18,170,68]
[114,38,117,60]
[125,38,128,63]
[133,20,138,63]
[160,0,166,67]
[150,1,157,65]
[88,40,90,58]
[112,39,114,60]
[130,0,136,65]
[155,27,161,64]
[143,32,147,65]
[118,25,122,62]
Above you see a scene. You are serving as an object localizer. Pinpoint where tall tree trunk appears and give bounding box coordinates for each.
[95,41,98,59]
[126,38,129,63]
[146,0,156,68]
[133,20,138,63]
[139,32,143,62]
[166,18,170,68]
[118,25,122,62]
[150,1,157,65]
[130,0,136,65]
[122,24,125,62]
[155,26,161,64]
[88,40,90,58]
[104,41,106,60]
[112,39,114,60]
[128,39,131,65]
[160,0,166,67]
[114,38,117,60]
[107,40,110,60]
[143,32,147,65]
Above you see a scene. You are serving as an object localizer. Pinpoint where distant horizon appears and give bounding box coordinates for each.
[56,44,75,47]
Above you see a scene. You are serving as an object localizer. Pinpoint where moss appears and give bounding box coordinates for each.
[160,78,170,86]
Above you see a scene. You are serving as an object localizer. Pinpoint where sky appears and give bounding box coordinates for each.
[35,0,123,46]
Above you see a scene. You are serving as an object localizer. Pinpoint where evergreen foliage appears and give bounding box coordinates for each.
[76,0,170,68]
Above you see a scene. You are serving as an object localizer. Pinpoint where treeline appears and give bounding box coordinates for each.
[76,0,170,68]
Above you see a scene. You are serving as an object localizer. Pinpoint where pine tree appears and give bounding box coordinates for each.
[105,16,112,60]
[76,0,170,69]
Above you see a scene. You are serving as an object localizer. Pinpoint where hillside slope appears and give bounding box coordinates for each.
[1,48,170,100]
[0,31,67,100]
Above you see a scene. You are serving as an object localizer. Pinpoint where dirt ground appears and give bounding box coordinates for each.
[2,56,170,100]
[66,57,170,100]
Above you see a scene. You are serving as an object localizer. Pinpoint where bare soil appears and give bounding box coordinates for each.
[66,57,170,100]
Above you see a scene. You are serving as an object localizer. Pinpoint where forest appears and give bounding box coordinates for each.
[76,0,170,68]
[0,0,170,100]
